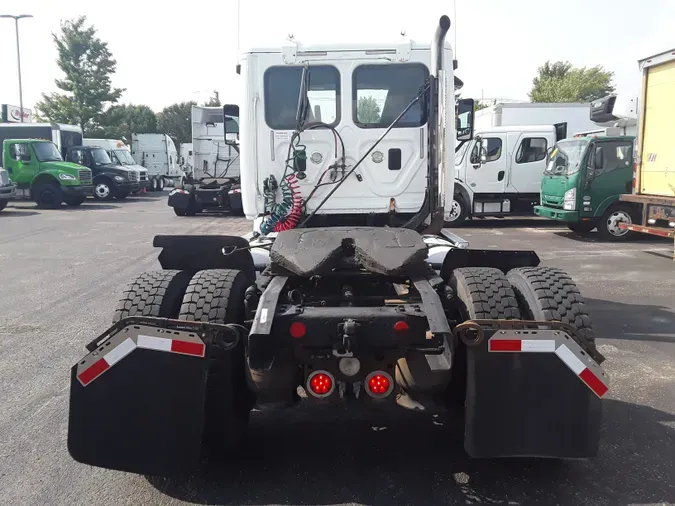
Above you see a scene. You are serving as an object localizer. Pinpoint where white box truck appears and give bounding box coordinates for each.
[475,102,599,138]
[131,133,182,191]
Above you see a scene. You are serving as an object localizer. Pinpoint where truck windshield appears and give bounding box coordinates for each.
[91,148,112,165]
[545,139,590,177]
[33,142,63,162]
[113,150,135,165]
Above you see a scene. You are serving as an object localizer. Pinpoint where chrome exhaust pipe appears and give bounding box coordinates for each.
[425,15,451,235]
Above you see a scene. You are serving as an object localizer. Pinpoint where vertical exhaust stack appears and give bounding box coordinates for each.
[424,15,451,235]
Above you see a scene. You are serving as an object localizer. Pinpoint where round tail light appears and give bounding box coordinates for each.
[306,370,335,398]
[365,371,394,398]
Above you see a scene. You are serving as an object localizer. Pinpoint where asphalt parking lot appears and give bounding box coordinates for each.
[1,195,674,506]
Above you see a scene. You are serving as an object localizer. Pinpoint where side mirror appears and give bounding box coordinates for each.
[594,146,604,170]
[546,146,554,160]
[456,98,475,142]
[223,104,239,141]
[480,149,487,164]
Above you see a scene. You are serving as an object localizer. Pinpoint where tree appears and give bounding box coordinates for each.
[357,96,381,123]
[157,101,196,146]
[92,104,157,143]
[203,91,221,107]
[474,101,490,112]
[528,60,615,103]
[35,16,124,134]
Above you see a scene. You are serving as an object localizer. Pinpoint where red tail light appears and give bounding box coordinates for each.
[307,370,335,398]
[290,321,306,338]
[393,320,409,332]
[365,371,394,398]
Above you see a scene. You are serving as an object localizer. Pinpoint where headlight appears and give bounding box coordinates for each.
[563,187,577,211]
[59,173,76,181]
[114,175,126,182]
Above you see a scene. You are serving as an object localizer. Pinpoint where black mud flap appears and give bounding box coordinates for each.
[462,323,607,459]
[68,325,209,477]
[167,188,193,210]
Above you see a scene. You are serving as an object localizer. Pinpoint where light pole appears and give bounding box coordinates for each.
[1,14,34,123]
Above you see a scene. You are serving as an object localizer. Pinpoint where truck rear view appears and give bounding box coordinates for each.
[619,49,675,249]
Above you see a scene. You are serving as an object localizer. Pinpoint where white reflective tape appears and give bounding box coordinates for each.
[521,340,556,352]
[260,308,268,324]
[137,335,172,352]
[104,338,136,366]
[555,344,586,375]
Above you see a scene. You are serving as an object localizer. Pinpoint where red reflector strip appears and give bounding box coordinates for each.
[488,339,521,351]
[171,340,205,357]
[77,358,109,386]
[579,368,609,397]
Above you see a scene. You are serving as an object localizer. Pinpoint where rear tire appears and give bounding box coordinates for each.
[567,222,595,234]
[34,182,63,209]
[158,178,165,191]
[507,266,596,354]
[597,204,638,241]
[113,270,193,323]
[179,269,252,461]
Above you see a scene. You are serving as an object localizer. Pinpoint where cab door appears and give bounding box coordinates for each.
[508,133,552,194]
[583,139,634,217]
[465,134,508,194]
[7,142,37,186]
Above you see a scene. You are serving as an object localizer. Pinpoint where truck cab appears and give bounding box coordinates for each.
[534,133,636,240]
[449,124,563,225]
[1,139,93,208]
[83,138,149,193]
[65,146,141,200]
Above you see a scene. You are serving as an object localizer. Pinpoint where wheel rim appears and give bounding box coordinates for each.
[447,199,462,222]
[40,188,57,206]
[606,210,631,236]
[159,179,165,190]
[95,183,111,199]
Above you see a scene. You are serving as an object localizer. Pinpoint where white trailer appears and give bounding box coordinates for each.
[191,106,240,180]
[475,102,599,139]
[131,133,182,191]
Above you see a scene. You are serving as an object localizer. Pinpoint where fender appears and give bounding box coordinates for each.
[593,194,638,218]
[153,235,255,281]
[30,172,61,189]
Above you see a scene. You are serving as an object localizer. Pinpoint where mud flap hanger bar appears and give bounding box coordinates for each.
[85,316,244,353]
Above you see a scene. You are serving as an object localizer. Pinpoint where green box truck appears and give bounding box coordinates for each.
[534,132,637,240]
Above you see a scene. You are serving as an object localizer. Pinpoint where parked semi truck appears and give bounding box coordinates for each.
[1,139,93,207]
[448,123,566,225]
[131,133,182,191]
[84,138,149,193]
[64,146,145,200]
[179,142,194,180]
[534,95,639,239]
[618,48,675,250]
[0,167,16,211]
[67,16,607,479]
[168,105,242,216]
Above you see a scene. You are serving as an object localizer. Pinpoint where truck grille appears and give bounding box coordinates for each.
[0,171,8,187]
[79,169,92,186]
[139,172,147,182]
[541,194,563,209]
[128,171,139,182]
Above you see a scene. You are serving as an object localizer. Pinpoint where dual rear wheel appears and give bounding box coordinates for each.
[113,268,252,464]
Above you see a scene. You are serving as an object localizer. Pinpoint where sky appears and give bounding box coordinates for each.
[1,0,674,114]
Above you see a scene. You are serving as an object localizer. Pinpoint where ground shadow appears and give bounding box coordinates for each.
[125,194,165,202]
[554,229,669,244]
[150,399,675,505]
[445,217,562,230]
[60,203,120,211]
[0,208,41,217]
[585,297,675,344]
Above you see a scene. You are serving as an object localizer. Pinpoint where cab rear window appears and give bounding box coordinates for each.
[264,65,340,130]
[353,63,429,129]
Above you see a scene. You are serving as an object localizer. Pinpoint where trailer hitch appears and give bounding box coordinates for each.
[85,316,245,353]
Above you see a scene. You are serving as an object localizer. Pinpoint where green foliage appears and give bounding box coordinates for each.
[474,101,490,111]
[35,16,124,134]
[203,91,221,107]
[529,60,615,103]
[157,101,196,146]
[357,96,381,123]
[91,104,157,143]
